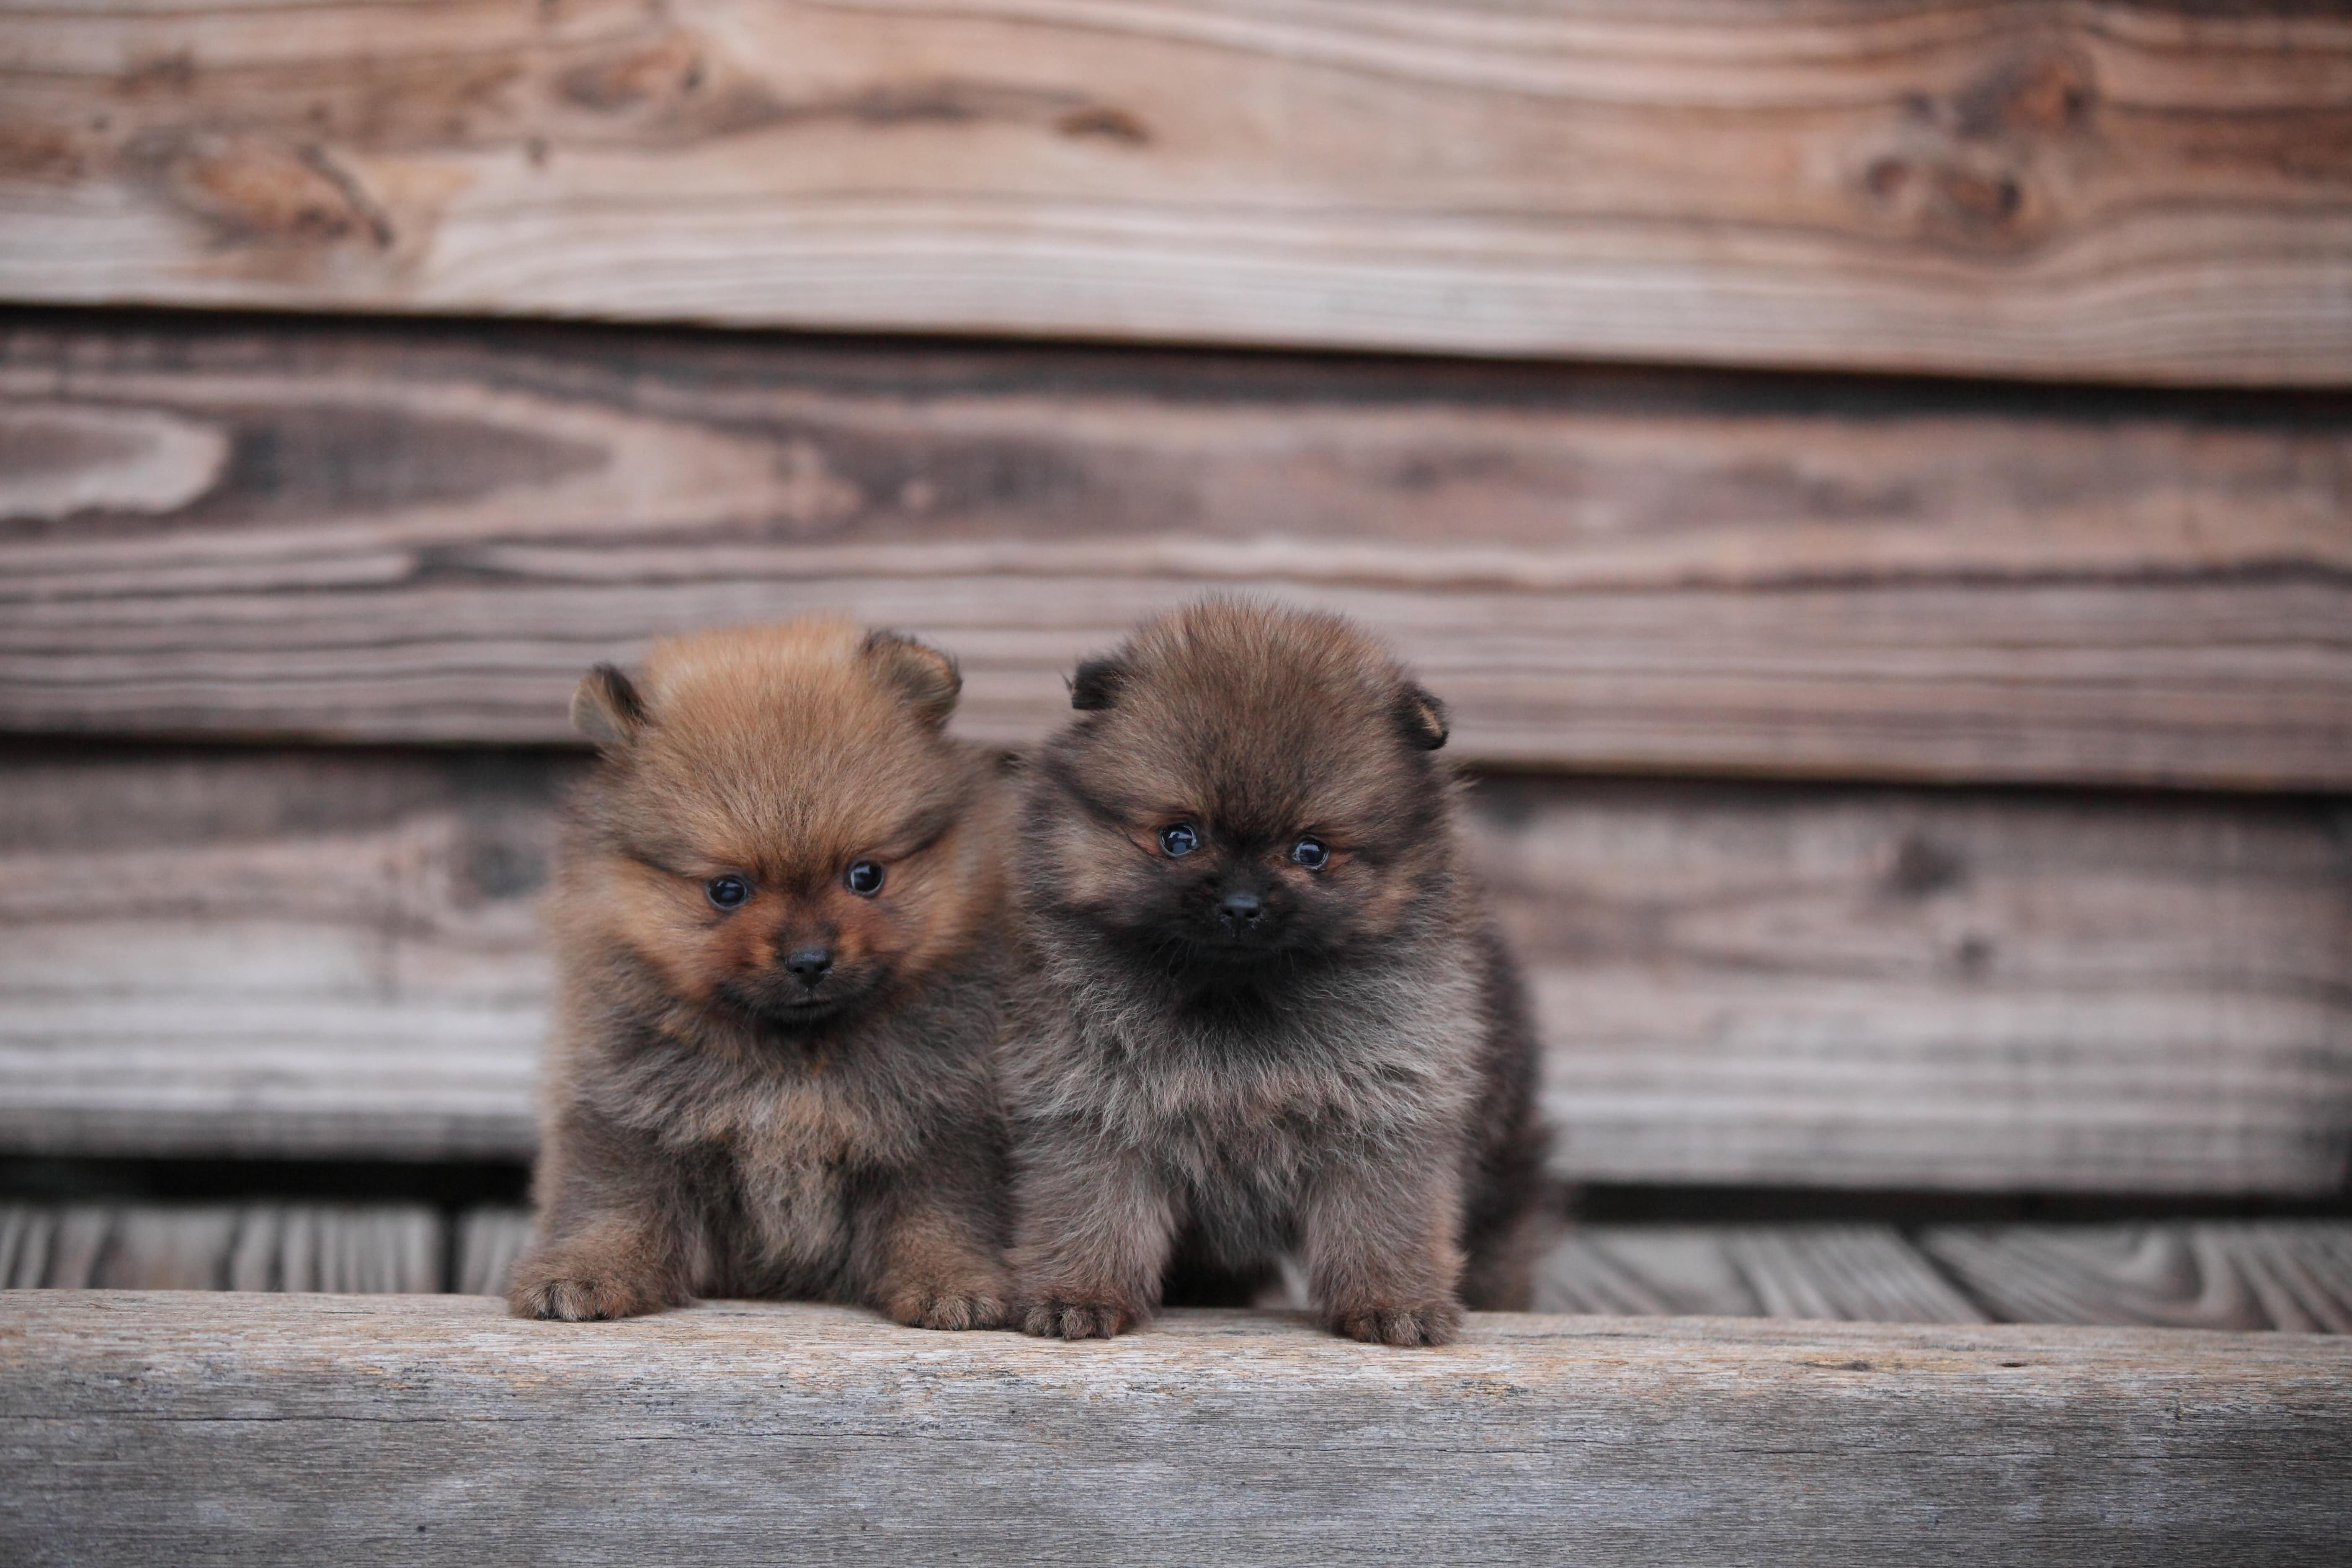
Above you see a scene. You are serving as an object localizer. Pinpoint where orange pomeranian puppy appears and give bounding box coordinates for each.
[509,618,1014,1328]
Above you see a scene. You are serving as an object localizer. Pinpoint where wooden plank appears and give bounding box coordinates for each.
[1540,1226,1989,1325]
[229,1205,445,1295]
[454,1207,531,1297]
[1921,1223,2352,1334]
[11,1204,2352,1333]
[5,746,2344,1193]
[3,1294,2349,1565]
[1472,777,2352,1192]
[4,326,2349,789]
[0,746,560,1158]
[0,1203,444,1292]
[2,3,2349,384]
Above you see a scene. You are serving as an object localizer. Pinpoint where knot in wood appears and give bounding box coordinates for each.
[557,32,707,115]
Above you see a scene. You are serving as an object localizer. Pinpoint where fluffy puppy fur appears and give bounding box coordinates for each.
[510,617,1014,1329]
[1001,600,1550,1347]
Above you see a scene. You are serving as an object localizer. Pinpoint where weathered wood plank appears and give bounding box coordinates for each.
[1540,1226,1990,1324]
[16,1204,2352,1335]
[3,1295,2348,1565]
[0,1203,444,1292]
[454,1206,531,1297]
[3,3,2349,384]
[1921,1222,2352,1334]
[1472,777,2352,1192]
[1547,1223,2352,1332]
[5,746,2344,1192]
[0,747,560,1158]
[5,325,2349,788]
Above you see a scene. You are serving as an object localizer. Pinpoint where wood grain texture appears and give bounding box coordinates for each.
[0,747,561,1158]
[0,1203,444,1292]
[1470,776,2352,1192]
[13,1204,2352,1333]
[1539,1225,1990,1324]
[4,1294,2349,1565]
[2,3,2349,384]
[454,1206,531,1297]
[1921,1223,2352,1333]
[5,324,2349,788]
[5,745,2344,1193]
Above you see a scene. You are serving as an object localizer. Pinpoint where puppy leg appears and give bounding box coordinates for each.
[854,1153,1014,1332]
[509,1211,692,1321]
[1459,928,1555,1313]
[509,1107,696,1321]
[1010,1139,1178,1339]
[1299,1151,1466,1347]
[1457,1197,1556,1313]
[1456,1127,1557,1313]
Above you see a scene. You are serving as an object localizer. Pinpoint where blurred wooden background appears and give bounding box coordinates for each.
[6,0,2349,381]
[0,0,2347,1330]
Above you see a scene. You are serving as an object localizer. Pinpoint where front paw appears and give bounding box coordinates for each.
[1330,1299,1462,1347]
[508,1251,683,1322]
[884,1273,1011,1332]
[1020,1296,1135,1339]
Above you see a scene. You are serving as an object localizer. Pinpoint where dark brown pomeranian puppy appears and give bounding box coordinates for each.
[1001,600,1550,1346]
[509,617,1014,1329]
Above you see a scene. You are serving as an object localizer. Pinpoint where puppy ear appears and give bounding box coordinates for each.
[1394,683,1449,751]
[1069,655,1127,712]
[572,663,648,752]
[863,630,962,729]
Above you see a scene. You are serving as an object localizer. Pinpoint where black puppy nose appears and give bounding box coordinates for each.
[1218,890,1263,927]
[784,946,833,985]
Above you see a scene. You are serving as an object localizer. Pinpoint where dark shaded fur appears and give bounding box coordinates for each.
[511,618,1014,1328]
[1001,600,1551,1346]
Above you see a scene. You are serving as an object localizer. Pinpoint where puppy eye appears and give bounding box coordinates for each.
[1158,823,1199,858]
[845,860,885,897]
[1290,836,1329,870]
[706,875,750,910]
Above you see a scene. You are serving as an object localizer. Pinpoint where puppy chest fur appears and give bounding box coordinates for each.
[688,1076,875,1299]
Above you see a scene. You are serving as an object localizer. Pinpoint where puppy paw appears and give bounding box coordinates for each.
[1330,1299,1462,1348]
[507,1252,682,1322]
[1019,1297,1134,1339]
[885,1275,1011,1332]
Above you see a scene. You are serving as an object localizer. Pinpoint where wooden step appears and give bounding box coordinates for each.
[0,1203,444,1294]
[5,746,2345,1192]
[1919,1223,2352,1336]
[2,4,2347,384]
[452,1206,532,1299]
[1546,1222,2352,1335]
[1540,1225,1988,1325]
[13,1203,2352,1336]
[5,1293,2347,1564]
[5,322,2348,788]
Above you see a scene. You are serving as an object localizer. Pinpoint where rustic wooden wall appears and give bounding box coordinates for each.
[5,734,2345,1192]
[0,3,2344,1256]
[3,3,2349,383]
[5,322,2347,787]
[6,11,2351,1555]
[2,310,2347,1197]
